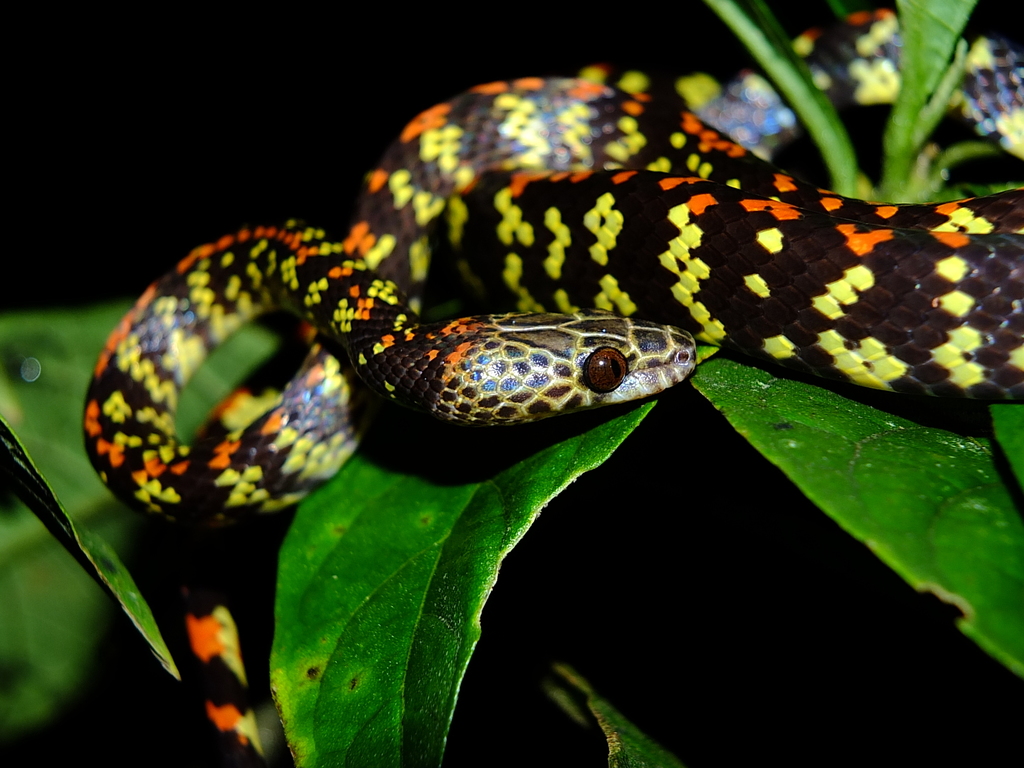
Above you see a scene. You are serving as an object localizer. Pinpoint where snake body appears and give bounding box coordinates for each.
[85,15,1024,525]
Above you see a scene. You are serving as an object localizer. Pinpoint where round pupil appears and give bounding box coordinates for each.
[583,348,628,393]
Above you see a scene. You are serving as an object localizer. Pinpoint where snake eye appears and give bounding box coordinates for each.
[582,347,628,393]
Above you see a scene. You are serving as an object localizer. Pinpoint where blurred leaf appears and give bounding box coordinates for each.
[0,302,281,739]
[0,415,178,679]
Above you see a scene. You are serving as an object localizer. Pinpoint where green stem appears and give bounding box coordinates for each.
[704,0,859,195]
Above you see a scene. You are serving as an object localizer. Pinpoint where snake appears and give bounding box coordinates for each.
[84,9,1024,530]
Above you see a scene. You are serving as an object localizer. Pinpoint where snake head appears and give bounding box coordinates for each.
[373,309,696,425]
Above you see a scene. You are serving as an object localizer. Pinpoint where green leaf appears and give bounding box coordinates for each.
[0,415,178,680]
[824,0,872,17]
[0,303,157,738]
[691,357,1024,677]
[546,664,688,768]
[703,0,859,195]
[992,405,1024,491]
[271,403,656,768]
[880,0,977,196]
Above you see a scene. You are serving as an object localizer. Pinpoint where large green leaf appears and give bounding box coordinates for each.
[0,414,177,680]
[0,304,149,739]
[271,404,655,767]
[692,357,1024,676]
[992,405,1024,489]
[880,0,977,194]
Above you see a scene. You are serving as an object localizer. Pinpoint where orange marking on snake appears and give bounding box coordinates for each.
[144,455,166,478]
[176,246,210,274]
[259,411,283,436]
[97,438,124,468]
[680,112,705,135]
[849,7,890,25]
[342,222,375,256]
[509,173,546,197]
[512,77,545,90]
[205,702,247,740]
[570,171,594,183]
[679,112,747,158]
[932,231,971,249]
[400,102,451,143]
[795,27,822,46]
[820,197,843,212]
[873,206,898,219]
[567,79,611,101]
[186,613,225,662]
[426,349,440,361]
[84,400,102,437]
[93,345,113,377]
[773,174,798,192]
[470,81,510,95]
[657,176,701,191]
[169,460,190,475]
[612,171,638,184]
[94,316,136,377]
[621,100,644,116]
[837,224,894,255]
[367,169,388,193]
[208,440,241,470]
[444,341,474,366]
[740,198,802,220]
[934,202,963,218]
[686,193,720,216]
[209,389,254,427]
[438,318,485,336]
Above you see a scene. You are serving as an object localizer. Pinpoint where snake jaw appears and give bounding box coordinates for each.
[421,310,696,425]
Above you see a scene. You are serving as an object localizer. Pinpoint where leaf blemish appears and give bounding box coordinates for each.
[306,666,320,680]
[772,422,794,431]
